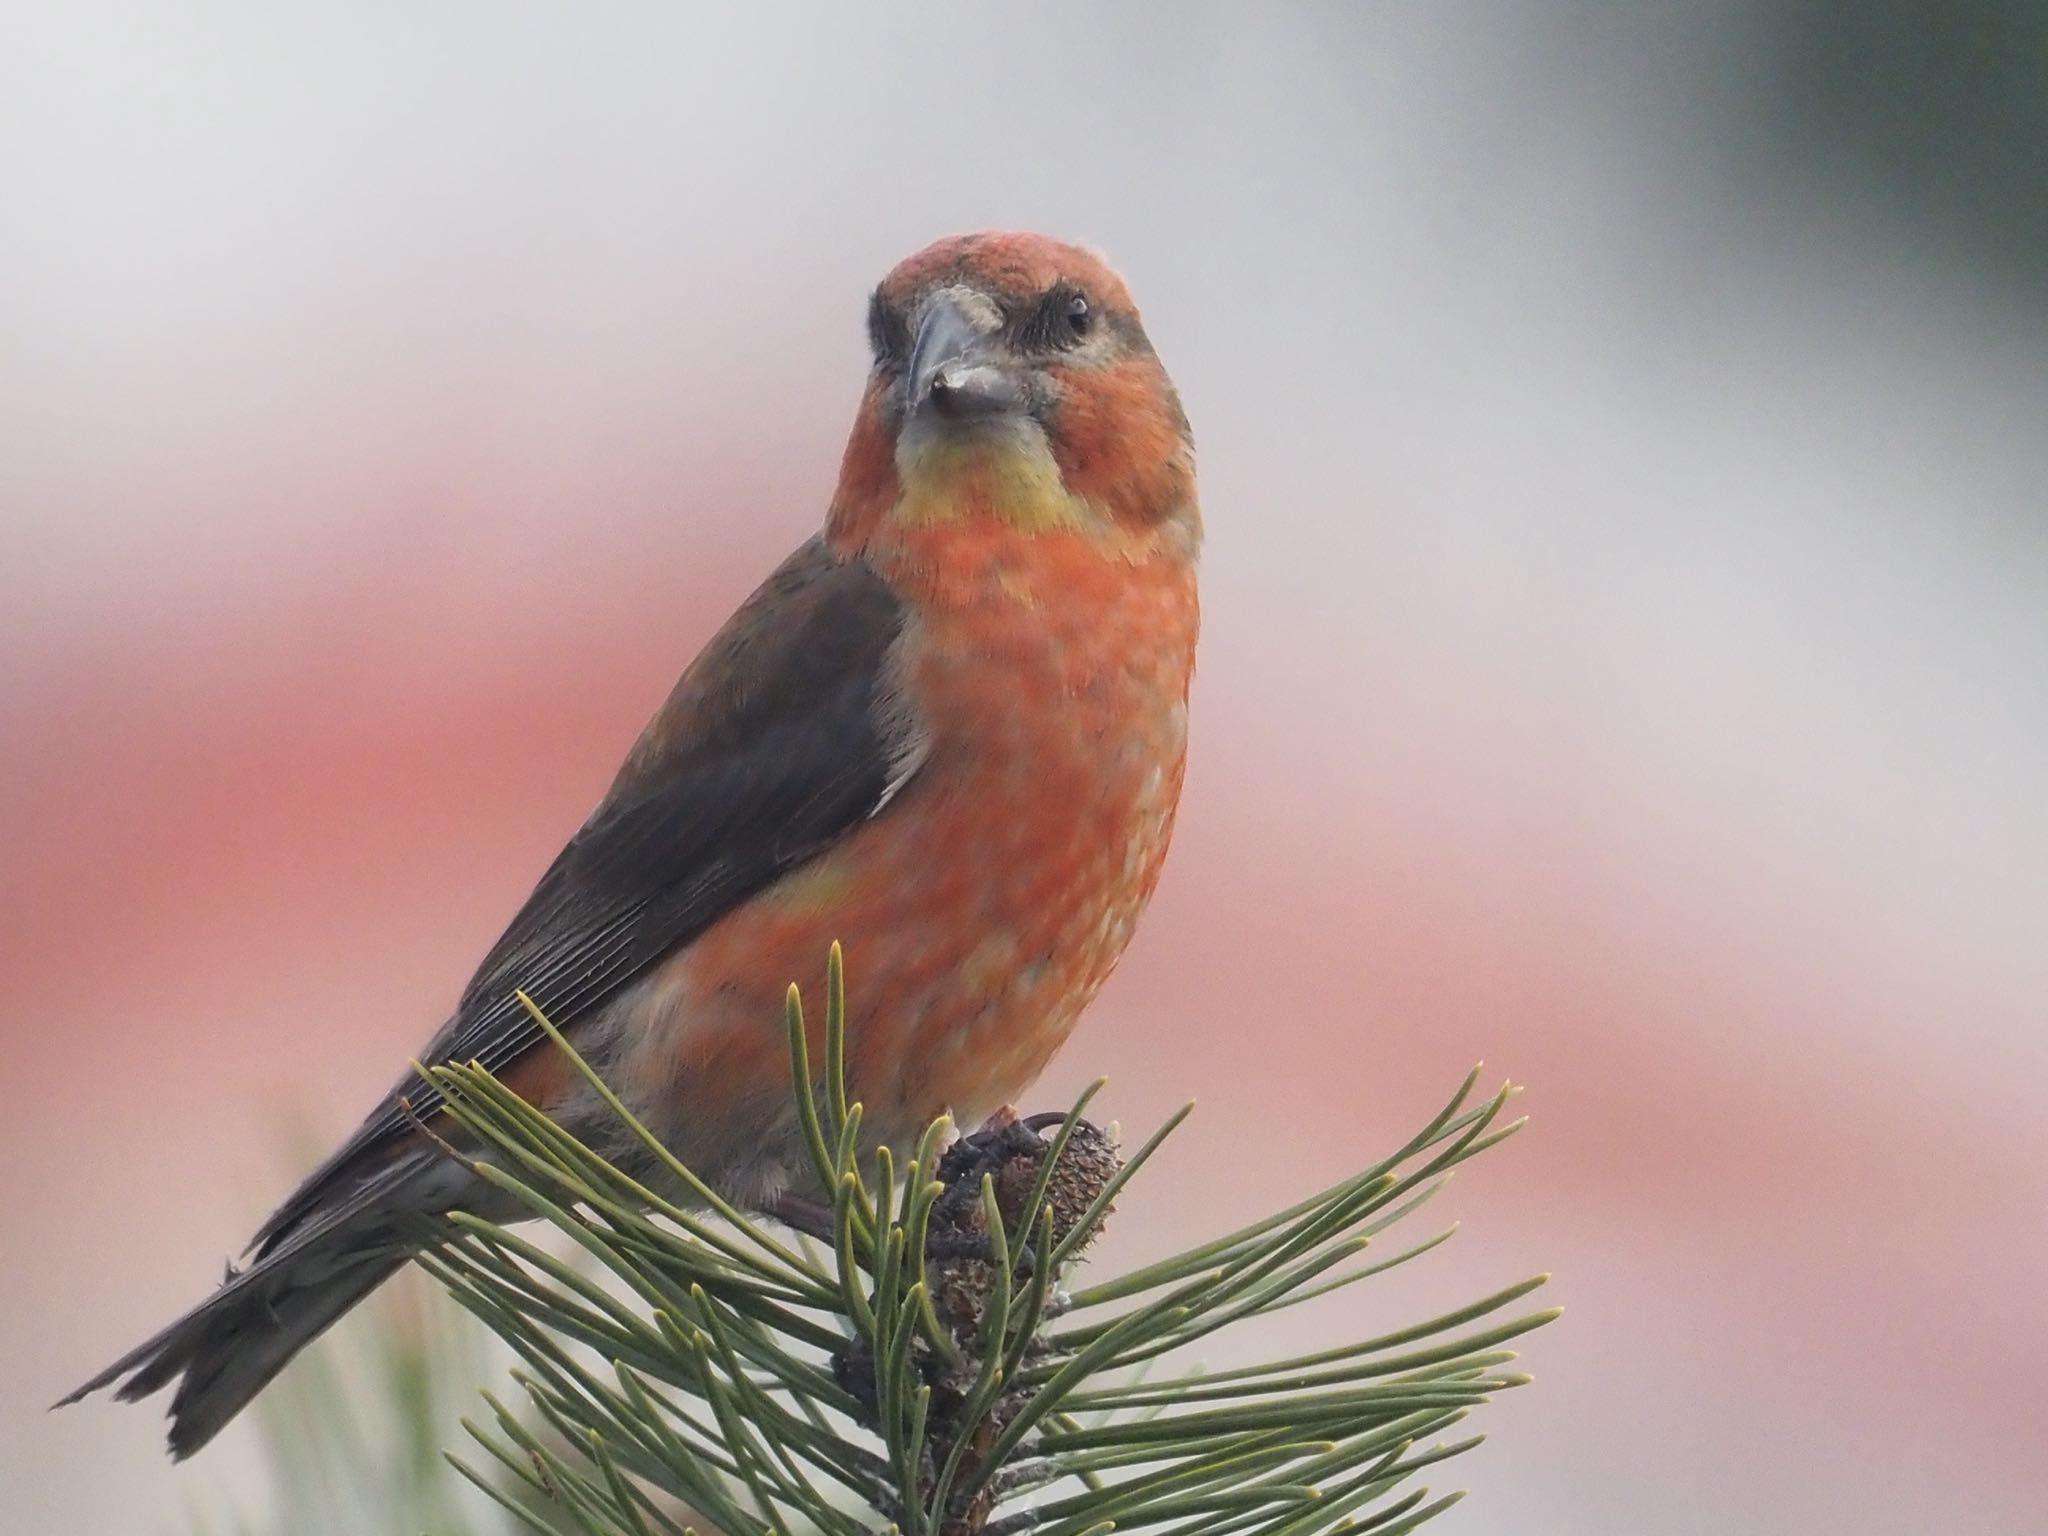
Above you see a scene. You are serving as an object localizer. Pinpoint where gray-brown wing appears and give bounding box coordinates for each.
[253,536,914,1252]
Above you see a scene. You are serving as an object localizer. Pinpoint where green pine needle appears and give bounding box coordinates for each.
[392,945,1553,1536]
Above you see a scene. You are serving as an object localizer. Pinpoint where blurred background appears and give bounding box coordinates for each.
[5,4,2045,1532]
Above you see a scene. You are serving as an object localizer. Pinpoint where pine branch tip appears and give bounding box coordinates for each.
[383,945,1544,1536]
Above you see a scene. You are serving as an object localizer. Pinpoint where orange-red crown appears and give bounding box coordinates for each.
[876,232,1136,316]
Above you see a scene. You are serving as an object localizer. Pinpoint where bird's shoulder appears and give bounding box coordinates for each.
[604,533,910,801]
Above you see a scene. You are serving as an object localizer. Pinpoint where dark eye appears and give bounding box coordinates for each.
[1063,291,1092,339]
[866,289,910,368]
[1020,284,1093,351]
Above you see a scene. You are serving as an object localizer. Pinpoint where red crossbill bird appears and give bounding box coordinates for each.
[64,231,1201,1458]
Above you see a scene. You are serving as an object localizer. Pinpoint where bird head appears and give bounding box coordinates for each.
[827,233,1198,556]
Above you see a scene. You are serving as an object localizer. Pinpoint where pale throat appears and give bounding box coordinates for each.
[890,419,1098,533]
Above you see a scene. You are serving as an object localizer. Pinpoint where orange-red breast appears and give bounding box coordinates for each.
[65,231,1201,1457]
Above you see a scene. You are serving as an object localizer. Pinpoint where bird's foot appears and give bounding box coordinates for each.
[926,1108,1076,1275]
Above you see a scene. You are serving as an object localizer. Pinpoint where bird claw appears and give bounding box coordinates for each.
[926,1108,1071,1275]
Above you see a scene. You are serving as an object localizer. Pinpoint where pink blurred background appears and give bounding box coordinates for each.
[6,6,2045,1533]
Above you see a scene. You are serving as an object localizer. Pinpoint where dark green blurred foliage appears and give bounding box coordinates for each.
[1757,0,2048,287]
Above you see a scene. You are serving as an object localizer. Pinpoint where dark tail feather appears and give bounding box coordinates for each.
[59,1240,412,1459]
[59,1147,468,1458]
